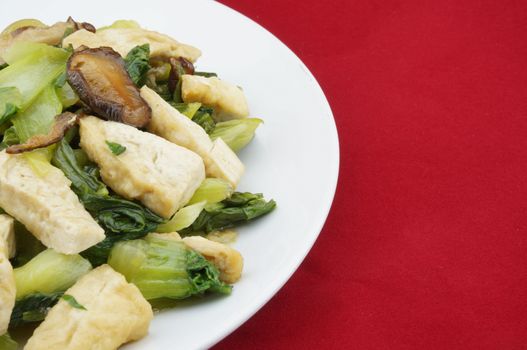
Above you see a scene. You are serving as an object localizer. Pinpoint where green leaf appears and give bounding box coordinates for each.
[108,235,231,300]
[181,192,276,234]
[0,333,17,350]
[187,178,233,205]
[105,141,126,155]
[172,102,202,118]
[10,292,62,327]
[12,85,62,143]
[192,106,216,134]
[61,294,87,310]
[9,221,46,268]
[210,118,263,152]
[54,71,67,88]
[0,42,69,110]
[156,201,206,233]
[0,86,22,125]
[14,249,92,300]
[52,139,108,196]
[124,44,150,86]
[0,126,19,150]
[194,71,218,78]
[187,249,232,295]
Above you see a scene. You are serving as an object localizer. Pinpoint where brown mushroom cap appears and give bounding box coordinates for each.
[168,56,195,93]
[67,47,152,128]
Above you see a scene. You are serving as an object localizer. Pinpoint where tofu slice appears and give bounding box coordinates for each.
[207,137,245,188]
[0,214,15,259]
[183,236,243,284]
[181,75,250,120]
[63,28,201,62]
[79,116,205,218]
[25,265,153,350]
[0,151,105,254]
[141,86,244,188]
[0,221,15,335]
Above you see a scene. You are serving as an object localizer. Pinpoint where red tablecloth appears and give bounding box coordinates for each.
[215,1,527,349]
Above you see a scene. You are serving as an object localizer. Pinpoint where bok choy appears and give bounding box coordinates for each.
[10,249,92,327]
[108,234,231,300]
[181,192,276,234]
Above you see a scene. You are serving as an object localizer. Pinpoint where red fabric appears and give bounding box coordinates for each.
[215,1,527,349]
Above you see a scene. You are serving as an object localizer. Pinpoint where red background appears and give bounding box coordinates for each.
[215,1,527,349]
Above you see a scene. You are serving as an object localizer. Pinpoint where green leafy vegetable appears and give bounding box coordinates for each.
[186,248,232,295]
[52,139,108,196]
[194,71,218,78]
[52,139,164,266]
[56,82,79,109]
[172,79,183,103]
[187,178,233,205]
[14,249,92,300]
[0,333,17,350]
[148,62,171,82]
[105,141,126,155]
[80,194,163,234]
[172,102,202,119]
[10,292,62,327]
[181,192,276,234]
[124,44,150,86]
[156,201,207,233]
[0,42,69,110]
[12,85,62,142]
[10,221,46,268]
[0,126,19,150]
[73,148,90,168]
[0,86,21,125]
[62,294,87,310]
[171,103,215,133]
[210,118,263,152]
[54,71,67,88]
[108,234,231,300]
[191,106,216,133]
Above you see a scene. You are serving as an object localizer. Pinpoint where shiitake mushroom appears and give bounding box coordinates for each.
[67,47,151,128]
[168,56,195,93]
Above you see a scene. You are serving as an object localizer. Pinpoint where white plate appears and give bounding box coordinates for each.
[2,1,339,348]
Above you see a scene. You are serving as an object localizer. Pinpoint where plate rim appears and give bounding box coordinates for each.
[202,2,341,348]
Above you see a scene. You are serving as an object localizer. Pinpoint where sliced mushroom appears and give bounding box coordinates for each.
[6,112,78,154]
[168,57,195,93]
[66,16,96,34]
[67,47,152,128]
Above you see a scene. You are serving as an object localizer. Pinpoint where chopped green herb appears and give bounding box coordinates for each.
[106,141,126,155]
[62,294,87,310]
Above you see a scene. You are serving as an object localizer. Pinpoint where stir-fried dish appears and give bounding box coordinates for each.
[0,18,275,349]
